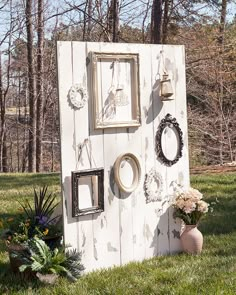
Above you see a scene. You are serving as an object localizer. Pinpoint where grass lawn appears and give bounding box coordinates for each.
[1,172,236,294]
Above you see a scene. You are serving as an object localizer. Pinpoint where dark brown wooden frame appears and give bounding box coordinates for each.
[71,168,104,217]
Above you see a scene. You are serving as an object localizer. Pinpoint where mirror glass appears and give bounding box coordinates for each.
[161,125,180,161]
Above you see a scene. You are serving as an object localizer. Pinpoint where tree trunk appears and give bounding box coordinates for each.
[87,0,92,41]
[162,0,169,44]
[26,0,36,172]
[218,0,227,46]
[151,0,162,44]
[0,51,8,172]
[112,0,119,42]
[36,0,44,172]
[0,51,4,172]
[217,0,229,164]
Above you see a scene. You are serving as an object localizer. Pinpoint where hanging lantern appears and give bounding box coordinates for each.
[160,73,174,100]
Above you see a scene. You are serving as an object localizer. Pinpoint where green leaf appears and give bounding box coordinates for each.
[19,264,29,272]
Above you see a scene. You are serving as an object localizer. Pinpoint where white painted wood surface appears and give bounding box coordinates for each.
[57,42,190,272]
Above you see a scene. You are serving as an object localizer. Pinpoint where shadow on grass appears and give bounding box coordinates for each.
[0,173,60,191]
[0,260,40,293]
[0,238,40,293]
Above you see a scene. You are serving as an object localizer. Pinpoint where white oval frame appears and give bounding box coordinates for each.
[68,84,88,109]
[144,168,163,203]
[114,153,141,193]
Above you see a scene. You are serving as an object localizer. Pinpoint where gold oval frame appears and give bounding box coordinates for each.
[114,153,141,193]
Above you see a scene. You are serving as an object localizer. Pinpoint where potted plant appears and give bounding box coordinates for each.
[0,186,62,272]
[0,214,31,272]
[11,237,84,284]
[172,185,210,254]
[18,186,62,249]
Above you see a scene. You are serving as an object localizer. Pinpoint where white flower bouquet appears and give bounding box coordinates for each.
[172,186,209,225]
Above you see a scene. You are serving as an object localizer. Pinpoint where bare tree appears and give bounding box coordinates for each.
[26,0,36,172]
[36,0,45,172]
[151,0,162,43]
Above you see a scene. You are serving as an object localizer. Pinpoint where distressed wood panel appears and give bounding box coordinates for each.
[150,45,170,255]
[87,42,120,270]
[57,41,189,272]
[57,42,77,249]
[169,45,190,252]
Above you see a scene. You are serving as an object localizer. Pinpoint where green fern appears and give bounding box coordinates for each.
[62,249,85,281]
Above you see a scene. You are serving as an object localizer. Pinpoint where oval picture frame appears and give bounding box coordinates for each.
[114,153,141,193]
[155,113,184,166]
[68,84,88,109]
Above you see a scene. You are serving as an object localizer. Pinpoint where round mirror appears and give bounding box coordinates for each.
[156,114,183,166]
[114,153,141,193]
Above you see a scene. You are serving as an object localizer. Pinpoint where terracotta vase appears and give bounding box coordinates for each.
[180,225,203,254]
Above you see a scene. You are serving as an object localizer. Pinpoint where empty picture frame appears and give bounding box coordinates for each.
[71,168,104,217]
[114,153,141,193]
[155,113,184,166]
[91,52,141,129]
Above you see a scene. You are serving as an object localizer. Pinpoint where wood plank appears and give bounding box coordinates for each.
[100,42,136,266]
[161,45,179,254]
[169,45,190,252]
[57,41,78,249]
[149,44,170,255]
[129,44,151,261]
[87,42,121,270]
[71,41,94,271]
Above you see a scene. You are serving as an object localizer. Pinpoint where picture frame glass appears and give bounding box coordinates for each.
[92,53,140,129]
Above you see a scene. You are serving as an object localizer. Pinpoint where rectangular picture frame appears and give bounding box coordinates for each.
[91,52,141,129]
[71,168,104,217]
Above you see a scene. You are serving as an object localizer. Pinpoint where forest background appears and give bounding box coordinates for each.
[0,0,235,173]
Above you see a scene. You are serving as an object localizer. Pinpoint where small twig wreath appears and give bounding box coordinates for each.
[68,84,88,109]
[144,168,163,203]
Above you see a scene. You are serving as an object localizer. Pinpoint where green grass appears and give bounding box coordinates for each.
[1,172,236,294]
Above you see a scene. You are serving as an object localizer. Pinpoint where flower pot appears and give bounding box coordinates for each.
[36,272,59,284]
[180,225,203,254]
[7,243,28,273]
[7,243,35,278]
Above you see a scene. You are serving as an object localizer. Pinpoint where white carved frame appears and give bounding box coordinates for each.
[144,168,163,203]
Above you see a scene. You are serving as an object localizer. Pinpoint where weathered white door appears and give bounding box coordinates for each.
[57,41,189,272]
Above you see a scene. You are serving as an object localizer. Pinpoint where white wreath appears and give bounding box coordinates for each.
[68,84,88,109]
[144,168,163,203]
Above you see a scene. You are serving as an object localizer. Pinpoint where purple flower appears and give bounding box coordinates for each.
[38,216,48,225]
